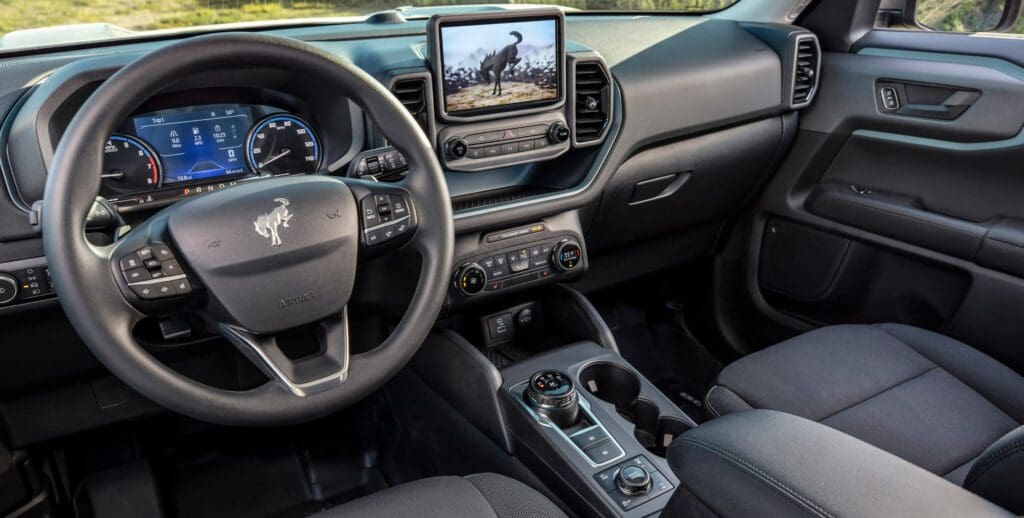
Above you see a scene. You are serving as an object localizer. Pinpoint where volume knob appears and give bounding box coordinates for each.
[446,138,469,159]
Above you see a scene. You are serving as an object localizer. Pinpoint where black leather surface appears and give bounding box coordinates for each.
[964,426,1024,514]
[312,474,566,518]
[665,410,1013,518]
[709,324,1023,477]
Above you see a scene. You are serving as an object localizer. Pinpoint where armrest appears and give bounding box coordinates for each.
[664,410,1011,518]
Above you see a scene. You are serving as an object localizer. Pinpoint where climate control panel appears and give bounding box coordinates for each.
[438,113,571,172]
[451,235,585,298]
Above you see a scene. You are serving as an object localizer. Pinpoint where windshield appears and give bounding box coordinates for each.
[0,1,737,51]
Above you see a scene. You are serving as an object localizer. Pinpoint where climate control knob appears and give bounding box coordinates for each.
[0,273,18,305]
[551,240,583,272]
[455,263,487,296]
[547,122,570,144]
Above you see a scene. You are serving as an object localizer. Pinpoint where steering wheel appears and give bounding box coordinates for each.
[41,34,454,426]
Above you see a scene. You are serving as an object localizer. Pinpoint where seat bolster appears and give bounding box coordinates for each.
[665,410,1014,518]
[876,324,1024,422]
[964,426,1024,515]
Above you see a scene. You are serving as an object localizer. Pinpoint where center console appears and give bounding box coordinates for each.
[503,343,694,517]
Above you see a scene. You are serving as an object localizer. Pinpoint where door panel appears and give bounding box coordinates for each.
[740,30,1024,373]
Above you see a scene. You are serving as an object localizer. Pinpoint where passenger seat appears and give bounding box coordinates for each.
[705,323,1024,513]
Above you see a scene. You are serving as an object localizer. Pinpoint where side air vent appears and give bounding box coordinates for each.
[573,60,611,145]
[791,34,820,107]
[390,77,429,134]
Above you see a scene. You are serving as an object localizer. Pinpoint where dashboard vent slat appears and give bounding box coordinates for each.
[791,35,820,107]
[572,61,611,145]
[390,77,429,134]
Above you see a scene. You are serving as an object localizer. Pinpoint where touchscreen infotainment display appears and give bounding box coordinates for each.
[133,105,253,184]
[438,16,561,116]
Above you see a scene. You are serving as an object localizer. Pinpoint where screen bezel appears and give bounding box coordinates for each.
[428,10,566,123]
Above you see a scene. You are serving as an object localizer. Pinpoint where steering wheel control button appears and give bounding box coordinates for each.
[120,255,144,271]
[616,466,653,496]
[172,278,192,295]
[552,240,583,271]
[151,244,175,261]
[124,268,151,283]
[136,247,154,261]
[360,197,380,227]
[161,259,183,276]
[0,274,18,305]
[456,263,487,296]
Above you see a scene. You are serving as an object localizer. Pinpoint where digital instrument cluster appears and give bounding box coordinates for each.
[100,104,321,206]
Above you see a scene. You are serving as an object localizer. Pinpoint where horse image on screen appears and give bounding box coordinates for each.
[441,19,558,114]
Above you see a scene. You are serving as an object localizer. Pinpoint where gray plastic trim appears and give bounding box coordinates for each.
[853,127,1024,151]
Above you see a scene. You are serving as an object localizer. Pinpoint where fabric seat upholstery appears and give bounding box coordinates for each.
[705,323,1024,482]
[313,473,567,518]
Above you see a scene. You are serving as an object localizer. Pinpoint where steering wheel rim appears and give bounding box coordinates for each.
[41,33,454,426]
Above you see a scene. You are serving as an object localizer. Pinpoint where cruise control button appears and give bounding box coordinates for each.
[151,244,175,261]
[120,255,144,271]
[136,247,154,260]
[361,197,380,226]
[143,258,162,270]
[132,284,160,299]
[584,442,623,464]
[390,195,409,217]
[124,268,150,283]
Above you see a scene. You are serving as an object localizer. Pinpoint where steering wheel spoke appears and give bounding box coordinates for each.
[216,310,350,397]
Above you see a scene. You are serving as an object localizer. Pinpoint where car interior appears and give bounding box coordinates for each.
[1,0,1024,516]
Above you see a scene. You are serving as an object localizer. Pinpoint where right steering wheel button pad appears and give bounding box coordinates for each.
[119,244,192,300]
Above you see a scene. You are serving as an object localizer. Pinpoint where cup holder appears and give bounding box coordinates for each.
[578,362,641,414]
[633,412,692,457]
[579,362,692,458]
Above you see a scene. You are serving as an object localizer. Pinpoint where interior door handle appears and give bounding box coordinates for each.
[876,80,981,120]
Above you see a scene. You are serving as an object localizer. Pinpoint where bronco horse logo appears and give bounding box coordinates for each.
[253,198,293,247]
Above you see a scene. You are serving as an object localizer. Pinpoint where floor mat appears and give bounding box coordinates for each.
[599,304,723,422]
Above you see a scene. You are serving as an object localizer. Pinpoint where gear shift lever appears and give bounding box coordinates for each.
[524,370,580,428]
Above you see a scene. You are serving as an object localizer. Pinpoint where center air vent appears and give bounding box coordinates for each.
[573,60,611,145]
[390,77,429,134]
[791,34,820,107]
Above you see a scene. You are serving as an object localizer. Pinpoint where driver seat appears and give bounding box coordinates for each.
[312,473,567,517]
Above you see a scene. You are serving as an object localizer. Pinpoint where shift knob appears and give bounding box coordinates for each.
[524,370,580,428]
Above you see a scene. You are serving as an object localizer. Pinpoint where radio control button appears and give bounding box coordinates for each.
[501,142,517,155]
[518,140,536,152]
[466,131,499,145]
[467,147,486,159]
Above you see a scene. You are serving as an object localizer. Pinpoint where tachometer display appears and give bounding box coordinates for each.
[246,114,320,176]
[101,134,162,194]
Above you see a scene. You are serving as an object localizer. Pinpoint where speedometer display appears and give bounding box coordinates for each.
[246,114,320,176]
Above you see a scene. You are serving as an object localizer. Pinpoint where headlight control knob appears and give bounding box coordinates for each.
[0,273,18,305]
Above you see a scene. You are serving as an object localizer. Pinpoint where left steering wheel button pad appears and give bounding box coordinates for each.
[120,243,191,299]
